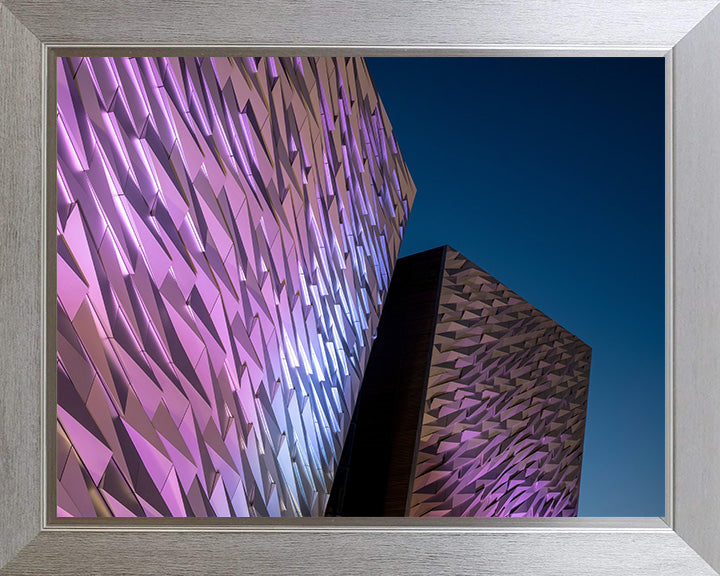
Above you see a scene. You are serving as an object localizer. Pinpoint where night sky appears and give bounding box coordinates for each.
[365,57,665,517]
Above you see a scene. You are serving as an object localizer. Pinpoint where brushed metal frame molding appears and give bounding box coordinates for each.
[1,1,719,574]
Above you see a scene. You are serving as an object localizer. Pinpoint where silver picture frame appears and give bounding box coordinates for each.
[2,1,719,574]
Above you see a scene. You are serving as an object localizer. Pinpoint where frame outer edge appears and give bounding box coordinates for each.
[1,0,720,47]
[2,530,719,576]
[672,3,720,573]
[0,1,44,570]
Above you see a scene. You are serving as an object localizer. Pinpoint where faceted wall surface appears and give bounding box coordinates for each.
[56,56,415,517]
[409,247,591,517]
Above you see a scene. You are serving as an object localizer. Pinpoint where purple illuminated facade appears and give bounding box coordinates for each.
[56,56,415,517]
[410,248,591,517]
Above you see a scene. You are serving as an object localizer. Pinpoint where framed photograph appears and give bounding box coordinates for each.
[2,1,720,574]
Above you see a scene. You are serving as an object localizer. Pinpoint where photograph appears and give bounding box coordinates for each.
[55,55,663,519]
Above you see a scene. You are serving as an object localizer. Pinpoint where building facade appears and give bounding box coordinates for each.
[56,56,415,517]
[328,246,591,517]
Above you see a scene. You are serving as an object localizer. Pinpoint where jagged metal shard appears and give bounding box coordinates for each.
[56,56,415,517]
[410,248,591,517]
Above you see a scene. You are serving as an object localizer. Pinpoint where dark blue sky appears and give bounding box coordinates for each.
[366,57,665,517]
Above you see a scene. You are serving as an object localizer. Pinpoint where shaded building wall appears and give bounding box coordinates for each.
[329,246,591,517]
[56,56,415,518]
[326,247,446,516]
